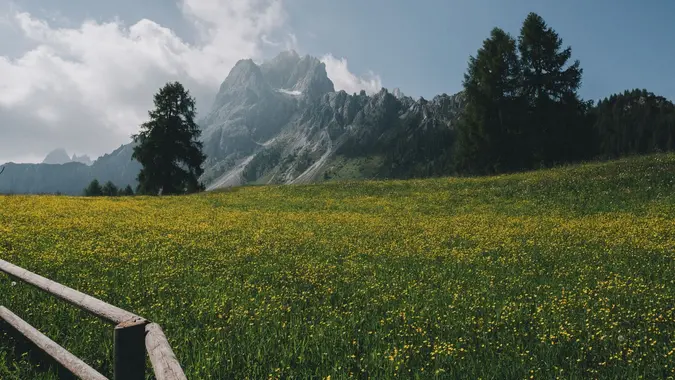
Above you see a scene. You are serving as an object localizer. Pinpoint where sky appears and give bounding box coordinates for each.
[1,0,674,164]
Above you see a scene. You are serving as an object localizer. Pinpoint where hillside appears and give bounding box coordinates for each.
[1,154,674,378]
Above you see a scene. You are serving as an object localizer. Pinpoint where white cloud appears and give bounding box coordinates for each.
[0,0,383,164]
[260,32,297,52]
[321,54,382,95]
[0,0,286,163]
[261,34,280,46]
[285,33,298,51]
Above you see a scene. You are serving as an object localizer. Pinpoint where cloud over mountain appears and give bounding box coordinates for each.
[321,54,382,95]
[0,0,382,164]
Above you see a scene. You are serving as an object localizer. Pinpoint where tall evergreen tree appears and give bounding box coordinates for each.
[101,181,119,196]
[121,185,135,196]
[454,28,523,174]
[83,179,103,196]
[132,82,206,195]
[518,12,590,165]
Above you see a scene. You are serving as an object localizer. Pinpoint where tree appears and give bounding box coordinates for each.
[454,28,523,174]
[121,185,135,196]
[83,179,103,196]
[518,12,590,165]
[132,82,206,195]
[101,181,119,196]
[593,89,675,157]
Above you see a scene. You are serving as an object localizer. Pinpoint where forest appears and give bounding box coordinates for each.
[452,13,675,175]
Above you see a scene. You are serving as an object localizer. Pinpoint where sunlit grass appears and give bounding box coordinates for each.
[1,153,674,379]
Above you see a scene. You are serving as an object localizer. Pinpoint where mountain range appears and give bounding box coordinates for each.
[42,149,93,166]
[0,50,463,194]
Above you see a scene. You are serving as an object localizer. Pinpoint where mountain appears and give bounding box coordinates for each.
[0,51,464,194]
[0,144,139,194]
[392,88,405,99]
[200,51,464,188]
[71,154,93,166]
[42,148,72,165]
[41,149,93,166]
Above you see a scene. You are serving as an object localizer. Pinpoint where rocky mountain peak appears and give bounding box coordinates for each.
[71,154,92,166]
[260,50,334,99]
[290,55,334,98]
[218,59,268,94]
[41,149,93,166]
[42,148,71,165]
[267,50,301,68]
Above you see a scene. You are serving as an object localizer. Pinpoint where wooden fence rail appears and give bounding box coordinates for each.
[0,258,187,380]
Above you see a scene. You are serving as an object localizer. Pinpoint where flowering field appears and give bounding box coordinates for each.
[1,154,674,379]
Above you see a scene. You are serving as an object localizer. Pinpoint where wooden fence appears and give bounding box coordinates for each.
[0,258,187,380]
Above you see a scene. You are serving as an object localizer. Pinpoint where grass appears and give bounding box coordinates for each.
[320,155,385,181]
[0,153,674,379]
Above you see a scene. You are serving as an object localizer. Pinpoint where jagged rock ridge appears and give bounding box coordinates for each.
[201,51,464,188]
[42,149,93,166]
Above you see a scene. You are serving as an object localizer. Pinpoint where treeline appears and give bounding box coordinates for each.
[454,12,675,175]
[593,89,675,158]
[83,179,134,197]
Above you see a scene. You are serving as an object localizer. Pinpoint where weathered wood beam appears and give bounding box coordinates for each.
[0,259,143,325]
[1,259,187,379]
[0,306,109,380]
[145,323,188,380]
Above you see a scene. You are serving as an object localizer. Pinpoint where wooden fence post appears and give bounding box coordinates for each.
[0,259,186,379]
[114,317,147,380]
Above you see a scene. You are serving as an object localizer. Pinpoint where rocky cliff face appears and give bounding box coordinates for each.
[200,51,464,188]
[1,51,464,194]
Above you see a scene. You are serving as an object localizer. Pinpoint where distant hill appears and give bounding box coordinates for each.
[0,144,138,194]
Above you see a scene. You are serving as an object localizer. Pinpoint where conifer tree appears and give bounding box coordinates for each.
[83,179,103,196]
[454,28,522,174]
[518,12,589,165]
[101,181,119,196]
[132,82,206,195]
[122,185,135,196]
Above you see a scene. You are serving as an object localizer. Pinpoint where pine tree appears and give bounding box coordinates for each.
[454,28,523,174]
[518,12,588,165]
[132,82,206,195]
[101,181,119,196]
[121,185,135,196]
[83,179,103,196]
